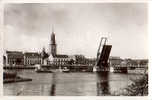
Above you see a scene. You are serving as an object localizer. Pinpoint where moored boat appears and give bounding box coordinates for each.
[35,64,53,73]
[62,67,70,73]
[3,72,32,83]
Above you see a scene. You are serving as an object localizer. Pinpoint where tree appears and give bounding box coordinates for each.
[41,47,49,60]
[68,59,74,65]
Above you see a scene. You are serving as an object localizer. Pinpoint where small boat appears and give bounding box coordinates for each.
[93,66,97,72]
[62,67,70,73]
[35,64,52,73]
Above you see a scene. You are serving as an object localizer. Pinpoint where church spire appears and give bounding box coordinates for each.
[52,25,54,34]
[50,24,57,57]
[51,25,56,44]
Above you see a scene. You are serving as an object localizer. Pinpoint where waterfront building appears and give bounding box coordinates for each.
[85,58,96,66]
[74,55,96,66]
[24,52,42,66]
[53,55,69,66]
[133,59,148,67]
[109,57,148,68]
[125,59,148,68]
[4,51,24,66]
[109,56,122,67]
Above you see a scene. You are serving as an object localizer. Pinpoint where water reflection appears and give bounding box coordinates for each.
[50,72,56,96]
[96,71,110,96]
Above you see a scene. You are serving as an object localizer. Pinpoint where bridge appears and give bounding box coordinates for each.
[94,37,112,72]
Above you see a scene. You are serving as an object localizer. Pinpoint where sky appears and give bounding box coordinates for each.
[3,3,148,59]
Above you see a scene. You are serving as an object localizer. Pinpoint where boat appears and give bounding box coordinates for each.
[93,66,97,72]
[109,67,114,72]
[3,72,32,83]
[35,64,53,73]
[35,69,53,73]
[62,67,70,73]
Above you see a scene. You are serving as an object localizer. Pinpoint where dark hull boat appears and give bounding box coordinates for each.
[35,70,53,73]
[3,72,32,83]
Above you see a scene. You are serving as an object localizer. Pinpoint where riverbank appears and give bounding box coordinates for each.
[112,73,148,96]
[124,73,148,96]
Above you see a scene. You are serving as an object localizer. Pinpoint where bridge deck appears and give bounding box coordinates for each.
[97,45,112,67]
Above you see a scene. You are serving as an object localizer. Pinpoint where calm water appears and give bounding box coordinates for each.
[3,69,143,96]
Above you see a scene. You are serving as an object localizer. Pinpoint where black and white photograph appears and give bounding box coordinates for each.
[3,3,148,96]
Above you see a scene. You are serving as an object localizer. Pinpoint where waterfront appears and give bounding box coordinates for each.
[3,69,143,96]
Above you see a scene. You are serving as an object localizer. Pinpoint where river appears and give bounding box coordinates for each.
[3,69,143,96]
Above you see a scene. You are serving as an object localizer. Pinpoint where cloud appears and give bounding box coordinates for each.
[4,3,148,58]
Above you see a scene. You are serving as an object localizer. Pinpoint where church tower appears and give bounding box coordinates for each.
[50,27,57,57]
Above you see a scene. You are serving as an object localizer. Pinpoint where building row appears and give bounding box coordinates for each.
[3,50,148,68]
[3,50,96,67]
[109,56,148,68]
[3,51,42,66]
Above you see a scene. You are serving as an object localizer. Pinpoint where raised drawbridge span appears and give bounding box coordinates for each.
[94,37,112,72]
